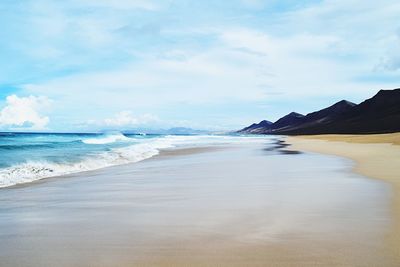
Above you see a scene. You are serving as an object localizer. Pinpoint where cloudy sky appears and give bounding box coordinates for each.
[0,0,399,132]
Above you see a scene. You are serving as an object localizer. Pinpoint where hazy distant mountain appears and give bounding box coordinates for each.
[124,127,209,135]
[238,88,400,135]
[164,127,210,135]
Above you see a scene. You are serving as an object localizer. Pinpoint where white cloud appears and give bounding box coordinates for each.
[281,0,400,69]
[0,95,51,130]
[22,26,395,125]
[10,0,400,128]
[376,31,400,71]
[218,28,368,97]
[103,111,158,127]
[23,47,270,110]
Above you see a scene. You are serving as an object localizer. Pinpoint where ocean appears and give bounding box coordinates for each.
[0,132,266,188]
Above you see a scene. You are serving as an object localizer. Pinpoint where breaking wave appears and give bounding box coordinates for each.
[0,136,177,188]
[81,132,131,144]
[0,135,268,188]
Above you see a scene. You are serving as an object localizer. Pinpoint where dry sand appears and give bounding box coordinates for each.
[288,133,400,263]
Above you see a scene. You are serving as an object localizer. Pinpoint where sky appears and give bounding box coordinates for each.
[0,0,399,132]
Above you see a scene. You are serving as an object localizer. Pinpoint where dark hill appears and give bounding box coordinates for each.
[238,120,272,134]
[237,88,400,135]
[269,112,304,132]
[301,100,356,123]
[276,100,356,134]
[293,89,400,134]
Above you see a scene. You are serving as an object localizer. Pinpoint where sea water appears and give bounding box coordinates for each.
[0,132,267,187]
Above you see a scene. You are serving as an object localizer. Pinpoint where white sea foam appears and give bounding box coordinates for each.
[81,132,131,144]
[0,135,268,188]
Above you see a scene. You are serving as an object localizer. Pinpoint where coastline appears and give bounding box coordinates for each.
[0,141,394,266]
[2,145,228,190]
[287,133,400,262]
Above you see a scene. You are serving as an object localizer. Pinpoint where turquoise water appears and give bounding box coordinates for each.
[0,132,158,168]
[0,132,267,187]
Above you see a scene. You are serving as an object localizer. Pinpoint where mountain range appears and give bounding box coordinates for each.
[238,88,400,135]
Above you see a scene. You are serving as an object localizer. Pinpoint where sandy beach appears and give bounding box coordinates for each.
[0,140,396,266]
[1,0,398,266]
[288,133,400,264]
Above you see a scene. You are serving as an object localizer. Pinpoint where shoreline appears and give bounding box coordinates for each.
[1,145,228,190]
[0,140,393,266]
[287,133,400,262]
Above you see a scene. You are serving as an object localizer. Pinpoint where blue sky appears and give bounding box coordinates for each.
[0,0,399,132]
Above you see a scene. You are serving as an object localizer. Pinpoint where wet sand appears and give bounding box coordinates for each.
[288,133,400,264]
[0,142,395,266]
